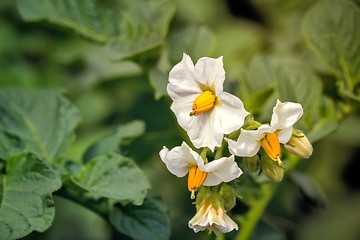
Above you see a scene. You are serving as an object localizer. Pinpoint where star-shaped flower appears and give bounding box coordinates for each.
[226,100,303,164]
[167,53,249,151]
[159,142,242,198]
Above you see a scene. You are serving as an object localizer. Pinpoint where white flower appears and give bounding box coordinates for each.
[226,100,303,162]
[188,202,238,234]
[159,142,242,198]
[167,53,249,151]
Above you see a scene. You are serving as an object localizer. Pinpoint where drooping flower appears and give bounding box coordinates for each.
[226,99,303,165]
[159,141,242,198]
[188,187,238,234]
[167,53,249,151]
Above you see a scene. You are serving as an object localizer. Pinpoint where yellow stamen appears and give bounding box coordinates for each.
[262,133,281,162]
[190,91,216,116]
[188,166,208,198]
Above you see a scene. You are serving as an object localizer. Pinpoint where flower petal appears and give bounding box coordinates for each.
[226,125,274,157]
[159,142,199,177]
[218,214,239,233]
[193,56,225,94]
[199,156,242,186]
[271,99,303,130]
[187,111,223,151]
[167,53,202,101]
[212,92,249,135]
[170,99,198,131]
[188,203,238,234]
[188,204,212,233]
[277,126,293,143]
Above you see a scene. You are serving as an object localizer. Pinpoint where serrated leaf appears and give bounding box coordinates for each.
[15,0,176,61]
[73,153,150,205]
[168,25,216,64]
[83,120,146,163]
[0,153,62,239]
[0,88,81,163]
[109,197,170,240]
[302,0,360,85]
[290,171,327,208]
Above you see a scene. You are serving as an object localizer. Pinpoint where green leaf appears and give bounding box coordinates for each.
[244,55,276,94]
[15,0,176,60]
[168,24,216,65]
[0,153,62,239]
[307,117,339,143]
[83,120,146,163]
[148,68,168,100]
[290,171,327,208]
[73,153,150,205]
[275,63,323,113]
[0,88,81,163]
[106,1,176,60]
[148,47,172,100]
[302,0,360,88]
[109,197,170,240]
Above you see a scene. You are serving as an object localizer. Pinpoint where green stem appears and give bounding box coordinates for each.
[201,147,209,164]
[55,180,108,218]
[215,143,225,159]
[339,56,354,92]
[236,183,277,240]
[235,155,301,240]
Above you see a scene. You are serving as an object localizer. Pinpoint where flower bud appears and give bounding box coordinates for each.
[261,155,284,182]
[218,183,236,211]
[285,129,313,158]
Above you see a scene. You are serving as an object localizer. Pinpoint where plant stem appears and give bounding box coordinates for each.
[55,179,108,218]
[236,183,277,240]
[235,155,301,240]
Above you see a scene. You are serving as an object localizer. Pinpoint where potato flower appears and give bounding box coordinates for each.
[188,202,238,234]
[167,53,249,151]
[226,100,303,165]
[159,142,242,198]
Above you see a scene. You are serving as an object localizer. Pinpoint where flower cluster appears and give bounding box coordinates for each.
[160,54,313,235]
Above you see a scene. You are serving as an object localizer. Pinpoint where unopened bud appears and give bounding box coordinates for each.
[218,183,236,211]
[261,155,284,182]
[285,129,313,158]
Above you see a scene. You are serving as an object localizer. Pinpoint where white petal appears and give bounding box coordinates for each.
[218,214,239,233]
[277,126,293,143]
[226,125,274,157]
[193,56,225,94]
[167,53,202,101]
[170,99,198,131]
[271,99,303,130]
[212,92,249,135]
[159,142,199,177]
[187,111,223,151]
[188,204,212,233]
[200,156,242,186]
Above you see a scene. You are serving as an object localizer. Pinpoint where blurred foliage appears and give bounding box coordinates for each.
[0,0,360,239]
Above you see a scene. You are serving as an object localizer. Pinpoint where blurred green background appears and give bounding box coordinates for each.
[1,0,360,239]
